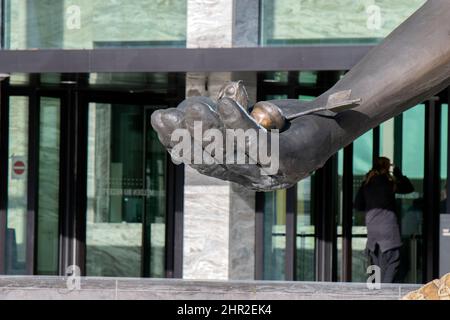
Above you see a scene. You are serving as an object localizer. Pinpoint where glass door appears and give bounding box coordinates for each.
[4,95,30,274]
[36,95,61,275]
[1,92,62,275]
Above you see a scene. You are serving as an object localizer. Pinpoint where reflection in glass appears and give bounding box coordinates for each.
[37,98,61,275]
[261,0,426,46]
[263,190,286,280]
[296,176,315,281]
[86,103,166,277]
[352,130,373,282]
[299,72,318,86]
[5,0,187,49]
[397,105,424,284]
[6,97,29,274]
[262,72,289,83]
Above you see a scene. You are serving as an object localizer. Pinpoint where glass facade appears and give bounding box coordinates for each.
[257,71,448,284]
[37,97,61,275]
[261,0,427,46]
[4,0,187,49]
[0,0,447,285]
[0,72,182,277]
[86,103,167,277]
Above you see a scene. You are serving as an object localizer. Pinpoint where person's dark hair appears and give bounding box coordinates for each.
[364,156,394,185]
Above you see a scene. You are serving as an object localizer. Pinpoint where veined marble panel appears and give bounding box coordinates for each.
[229,183,255,280]
[183,185,230,280]
[7,0,187,49]
[0,276,422,300]
[187,0,233,48]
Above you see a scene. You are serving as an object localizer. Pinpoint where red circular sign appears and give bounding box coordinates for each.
[13,160,26,175]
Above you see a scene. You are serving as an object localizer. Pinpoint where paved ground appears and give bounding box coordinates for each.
[0,276,421,300]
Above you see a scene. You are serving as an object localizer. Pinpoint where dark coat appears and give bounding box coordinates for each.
[354,170,414,212]
[354,169,414,252]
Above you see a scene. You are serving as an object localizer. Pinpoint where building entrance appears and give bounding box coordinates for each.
[0,73,185,277]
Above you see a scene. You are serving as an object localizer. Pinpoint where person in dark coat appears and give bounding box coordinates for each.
[354,156,414,283]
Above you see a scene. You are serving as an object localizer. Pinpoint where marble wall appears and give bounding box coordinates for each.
[183,175,231,280]
[183,0,232,281]
[187,0,233,49]
[183,1,260,281]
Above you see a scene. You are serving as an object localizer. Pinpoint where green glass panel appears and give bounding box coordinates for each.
[263,190,286,280]
[398,105,424,284]
[9,73,29,85]
[296,176,314,281]
[86,103,167,277]
[145,126,167,278]
[351,130,373,282]
[267,94,288,100]
[353,130,373,175]
[402,106,425,178]
[37,97,61,275]
[299,72,317,85]
[299,95,315,102]
[262,72,289,83]
[6,96,29,275]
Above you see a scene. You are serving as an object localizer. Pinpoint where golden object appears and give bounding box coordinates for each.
[250,101,286,130]
[402,273,450,300]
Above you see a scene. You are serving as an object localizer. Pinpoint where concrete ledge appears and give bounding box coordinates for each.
[0,276,421,300]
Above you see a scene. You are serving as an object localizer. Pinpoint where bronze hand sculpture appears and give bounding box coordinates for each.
[151,0,450,191]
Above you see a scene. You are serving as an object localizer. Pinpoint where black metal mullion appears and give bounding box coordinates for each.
[423,97,441,282]
[26,87,39,275]
[254,192,265,280]
[59,85,87,275]
[373,126,380,162]
[394,115,403,167]
[446,88,450,214]
[57,90,70,276]
[342,144,353,282]
[172,163,185,278]
[74,88,88,275]
[59,88,74,275]
[163,159,185,278]
[163,148,175,278]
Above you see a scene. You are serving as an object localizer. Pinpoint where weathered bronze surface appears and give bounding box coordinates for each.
[152,0,450,191]
[250,101,286,130]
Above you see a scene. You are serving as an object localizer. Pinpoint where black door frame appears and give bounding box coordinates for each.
[0,74,185,278]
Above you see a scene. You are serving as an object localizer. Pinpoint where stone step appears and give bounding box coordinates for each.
[0,276,421,300]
